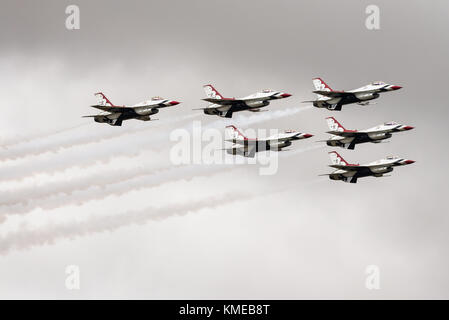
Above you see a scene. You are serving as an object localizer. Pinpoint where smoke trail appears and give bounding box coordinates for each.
[0,113,200,160]
[0,123,88,149]
[0,163,233,215]
[0,168,326,255]
[0,106,309,161]
[280,144,326,157]
[0,142,324,216]
[0,106,312,181]
[0,191,251,255]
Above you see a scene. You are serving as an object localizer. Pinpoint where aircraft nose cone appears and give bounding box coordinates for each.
[169,101,180,106]
[280,93,292,98]
[391,85,402,90]
[303,133,314,138]
[404,160,415,164]
[403,126,414,130]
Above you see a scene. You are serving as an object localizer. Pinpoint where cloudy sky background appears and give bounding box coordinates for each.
[0,0,448,299]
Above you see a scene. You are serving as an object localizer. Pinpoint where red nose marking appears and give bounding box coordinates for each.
[403,126,414,130]
[391,86,402,90]
[404,160,415,164]
[303,134,313,138]
[169,101,180,105]
[280,93,292,98]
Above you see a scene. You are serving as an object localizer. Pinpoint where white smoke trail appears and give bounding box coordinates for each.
[0,164,232,215]
[1,106,310,161]
[0,167,326,255]
[0,122,88,149]
[0,142,324,216]
[279,144,326,157]
[0,106,312,181]
[0,176,325,255]
[0,191,251,255]
[0,113,200,160]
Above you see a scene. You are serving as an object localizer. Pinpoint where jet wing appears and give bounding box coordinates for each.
[265,136,291,142]
[330,163,393,171]
[312,91,351,98]
[248,109,268,113]
[326,131,365,138]
[227,144,257,158]
[225,139,258,145]
[313,89,379,98]
[193,105,236,118]
[90,105,129,113]
[202,98,245,105]
[329,165,366,171]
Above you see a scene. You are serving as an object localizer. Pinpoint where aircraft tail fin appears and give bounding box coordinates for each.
[95,92,115,107]
[203,84,224,100]
[226,125,247,141]
[329,151,350,166]
[326,117,346,132]
[312,78,333,100]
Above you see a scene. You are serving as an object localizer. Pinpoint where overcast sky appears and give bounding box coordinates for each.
[0,0,448,299]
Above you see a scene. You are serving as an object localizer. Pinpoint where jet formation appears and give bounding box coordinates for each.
[85,78,414,183]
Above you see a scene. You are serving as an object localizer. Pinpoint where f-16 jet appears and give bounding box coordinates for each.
[304,78,402,111]
[195,84,291,118]
[224,125,313,158]
[323,117,414,150]
[83,92,180,126]
[323,151,415,183]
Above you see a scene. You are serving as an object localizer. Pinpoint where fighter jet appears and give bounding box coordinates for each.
[304,78,402,111]
[323,151,415,183]
[195,84,291,118]
[83,92,180,126]
[323,117,414,150]
[225,125,313,158]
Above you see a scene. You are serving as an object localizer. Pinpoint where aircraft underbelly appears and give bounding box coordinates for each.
[367,132,392,140]
[340,95,359,105]
[105,113,121,120]
[267,140,291,150]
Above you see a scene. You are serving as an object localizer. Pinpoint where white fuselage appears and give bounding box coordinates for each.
[314,82,401,110]
[330,157,415,182]
[327,122,413,149]
[207,90,291,115]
